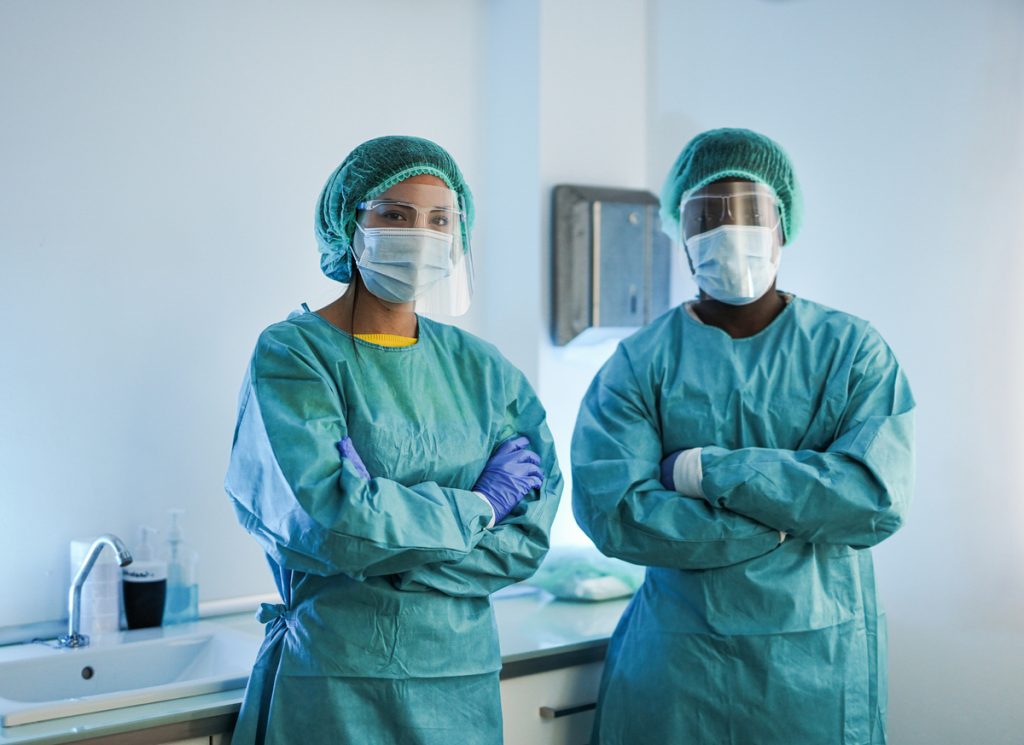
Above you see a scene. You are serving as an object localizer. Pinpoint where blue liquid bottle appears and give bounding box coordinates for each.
[163,509,199,625]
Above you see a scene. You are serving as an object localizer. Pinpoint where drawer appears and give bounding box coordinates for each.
[501,661,603,745]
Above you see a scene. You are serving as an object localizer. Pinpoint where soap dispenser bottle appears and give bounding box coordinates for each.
[122,526,167,629]
[164,509,199,625]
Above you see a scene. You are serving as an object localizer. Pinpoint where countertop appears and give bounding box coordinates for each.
[0,587,630,745]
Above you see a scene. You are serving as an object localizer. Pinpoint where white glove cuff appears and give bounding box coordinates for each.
[672,448,706,499]
[474,491,496,528]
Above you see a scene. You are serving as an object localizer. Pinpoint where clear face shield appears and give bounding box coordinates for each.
[679,181,783,304]
[353,182,474,316]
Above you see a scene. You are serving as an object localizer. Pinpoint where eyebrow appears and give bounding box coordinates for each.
[378,199,456,210]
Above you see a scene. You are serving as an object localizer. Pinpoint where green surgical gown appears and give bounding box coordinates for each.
[572,296,914,745]
[225,307,562,745]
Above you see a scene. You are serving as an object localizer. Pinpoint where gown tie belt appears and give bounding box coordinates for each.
[257,602,289,625]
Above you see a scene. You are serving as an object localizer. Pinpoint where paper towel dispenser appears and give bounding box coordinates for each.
[551,184,672,346]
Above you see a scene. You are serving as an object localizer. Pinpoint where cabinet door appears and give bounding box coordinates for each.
[501,662,603,745]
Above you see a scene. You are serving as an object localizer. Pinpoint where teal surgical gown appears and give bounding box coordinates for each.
[572,296,914,745]
[225,307,562,745]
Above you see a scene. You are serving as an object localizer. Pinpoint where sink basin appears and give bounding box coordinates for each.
[0,621,260,727]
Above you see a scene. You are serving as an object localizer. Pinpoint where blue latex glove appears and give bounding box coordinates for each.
[337,436,371,480]
[660,450,682,490]
[473,435,544,524]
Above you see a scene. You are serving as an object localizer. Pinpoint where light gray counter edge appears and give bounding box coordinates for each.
[0,591,629,745]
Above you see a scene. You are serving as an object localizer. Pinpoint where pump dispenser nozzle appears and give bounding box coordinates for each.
[168,510,184,545]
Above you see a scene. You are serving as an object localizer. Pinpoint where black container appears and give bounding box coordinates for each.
[122,564,167,629]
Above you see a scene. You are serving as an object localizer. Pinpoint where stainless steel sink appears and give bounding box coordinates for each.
[0,621,259,727]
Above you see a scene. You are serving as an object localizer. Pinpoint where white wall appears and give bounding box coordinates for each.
[647,0,1024,742]
[449,0,656,549]
[0,0,489,627]
[536,0,654,547]
[477,0,541,382]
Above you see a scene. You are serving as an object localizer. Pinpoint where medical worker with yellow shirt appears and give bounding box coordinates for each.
[226,135,562,745]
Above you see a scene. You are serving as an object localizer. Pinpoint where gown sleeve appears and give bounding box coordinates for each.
[572,344,784,571]
[700,325,915,549]
[392,369,563,597]
[224,331,494,580]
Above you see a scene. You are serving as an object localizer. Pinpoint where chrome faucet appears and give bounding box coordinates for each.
[58,534,133,649]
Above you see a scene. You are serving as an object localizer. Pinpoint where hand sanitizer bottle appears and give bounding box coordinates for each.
[163,509,200,625]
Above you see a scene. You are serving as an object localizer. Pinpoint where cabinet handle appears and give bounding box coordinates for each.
[539,702,597,719]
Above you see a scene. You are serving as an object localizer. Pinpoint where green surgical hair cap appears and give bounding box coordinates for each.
[659,127,803,245]
[314,135,475,283]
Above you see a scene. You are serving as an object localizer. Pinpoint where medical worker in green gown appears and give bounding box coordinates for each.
[571,128,914,745]
[225,135,562,745]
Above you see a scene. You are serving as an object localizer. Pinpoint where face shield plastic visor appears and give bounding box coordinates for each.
[679,180,783,243]
[354,183,474,316]
[679,181,782,304]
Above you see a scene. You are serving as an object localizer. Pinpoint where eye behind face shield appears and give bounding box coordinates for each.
[679,181,783,244]
[356,200,462,234]
[354,183,474,316]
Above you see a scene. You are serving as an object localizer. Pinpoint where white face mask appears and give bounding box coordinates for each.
[685,225,780,305]
[353,226,453,303]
